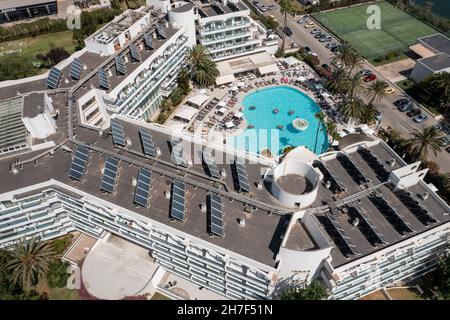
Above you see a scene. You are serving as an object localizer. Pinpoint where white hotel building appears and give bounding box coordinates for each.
[0,2,450,301]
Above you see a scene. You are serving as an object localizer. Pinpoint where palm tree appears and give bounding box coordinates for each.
[347,73,364,99]
[360,104,379,125]
[432,72,450,103]
[327,67,348,96]
[7,238,57,291]
[326,120,340,146]
[340,98,364,122]
[314,111,326,153]
[279,0,293,55]
[347,51,364,75]
[188,45,219,88]
[332,41,353,69]
[406,126,445,161]
[367,80,389,106]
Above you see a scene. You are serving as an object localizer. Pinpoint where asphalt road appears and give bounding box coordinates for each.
[254,0,450,172]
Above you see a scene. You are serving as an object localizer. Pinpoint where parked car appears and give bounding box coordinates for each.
[375,111,383,122]
[321,64,332,72]
[304,46,313,55]
[330,45,340,53]
[394,98,410,107]
[440,136,450,146]
[297,18,305,24]
[305,22,315,28]
[314,33,324,39]
[363,74,377,82]
[283,26,293,37]
[398,103,413,112]
[413,114,428,123]
[385,87,395,94]
[320,35,332,42]
[445,146,450,154]
[326,42,338,49]
[268,5,276,10]
[406,108,421,117]
[310,28,321,35]
[360,69,372,77]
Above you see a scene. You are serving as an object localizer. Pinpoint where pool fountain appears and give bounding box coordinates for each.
[292,118,309,131]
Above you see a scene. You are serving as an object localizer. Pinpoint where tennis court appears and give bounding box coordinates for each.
[313,1,437,59]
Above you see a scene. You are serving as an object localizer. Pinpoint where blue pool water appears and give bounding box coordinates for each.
[227,86,329,155]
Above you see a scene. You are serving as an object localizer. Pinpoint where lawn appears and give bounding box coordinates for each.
[386,287,423,300]
[0,30,76,60]
[151,292,171,300]
[313,1,437,60]
[36,277,80,300]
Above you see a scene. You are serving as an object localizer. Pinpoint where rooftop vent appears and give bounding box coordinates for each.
[238,217,246,227]
[419,192,429,200]
[325,180,332,189]
[131,177,137,187]
[352,217,360,227]
[164,190,171,199]
[200,203,207,213]
[220,169,227,178]
[389,159,396,167]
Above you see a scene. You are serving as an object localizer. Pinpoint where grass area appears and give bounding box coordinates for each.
[369,52,408,66]
[360,290,388,300]
[386,287,423,300]
[151,292,171,300]
[313,1,436,60]
[0,30,76,60]
[396,79,415,91]
[47,287,80,300]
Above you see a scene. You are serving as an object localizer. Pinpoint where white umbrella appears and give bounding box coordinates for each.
[238,82,245,88]
[233,112,243,118]
[217,101,227,107]
[225,121,235,128]
[231,86,239,91]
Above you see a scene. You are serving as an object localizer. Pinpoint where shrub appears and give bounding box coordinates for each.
[47,260,70,288]
[52,234,73,255]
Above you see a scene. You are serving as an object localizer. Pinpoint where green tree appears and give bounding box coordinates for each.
[279,0,293,56]
[366,80,389,106]
[47,260,70,288]
[431,72,450,103]
[360,104,379,125]
[436,253,450,299]
[326,120,340,146]
[340,97,364,122]
[7,238,58,291]
[177,68,191,95]
[188,45,219,88]
[332,41,353,72]
[327,67,348,96]
[346,51,364,75]
[314,111,326,154]
[406,126,445,161]
[347,73,363,99]
[281,280,329,300]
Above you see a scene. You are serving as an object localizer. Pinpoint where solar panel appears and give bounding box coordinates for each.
[114,56,126,75]
[203,150,221,179]
[234,159,250,193]
[337,154,371,185]
[143,33,154,49]
[134,168,152,207]
[46,67,61,89]
[349,206,387,246]
[68,146,90,181]
[314,161,346,194]
[170,180,186,222]
[139,128,157,157]
[129,43,142,62]
[69,58,83,80]
[325,213,361,256]
[170,139,189,167]
[369,195,414,235]
[111,119,126,147]
[156,23,167,39]
[98,68,110,90]
[395,191,438,226]
[101,157,119,193]
[209,193,224,237]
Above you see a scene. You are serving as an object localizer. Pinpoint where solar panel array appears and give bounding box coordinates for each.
[143,33,154,49]
[349,206,387,247]
[129,44,142,62]
[337,154,371,185]
[314,161,346,194]
[170,180,186,222]
[101,157,119,193]
[156,23,167,39]
[357,148,389,181]
[68,146,90,181]
[111,119,126,147]
[234,159,250,193]
[324,213,361,257]
[98,68,110,90]
[369,195,414,235]
[139,128,158,157]
[170,139,189,167]
[69,58,84,80]
[46,67,61,89]
[209,193,224,237]
[134,168,152,207]
[203,150,221,179]
[115,56,126,75]
[395,191,438,226]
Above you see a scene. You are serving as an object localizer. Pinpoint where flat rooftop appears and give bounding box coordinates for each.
[419,53,450,72]
[419,33,450,56]
[194,0,247,18]
[312,142,450,268]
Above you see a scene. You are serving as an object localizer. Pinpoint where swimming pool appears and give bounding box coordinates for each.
[227,86,329,155]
